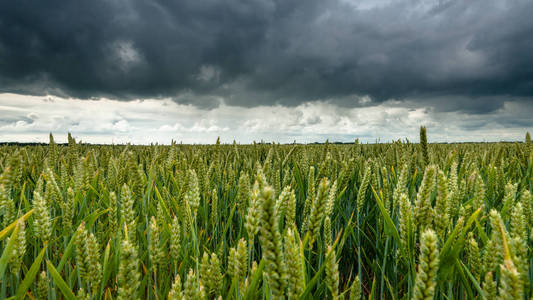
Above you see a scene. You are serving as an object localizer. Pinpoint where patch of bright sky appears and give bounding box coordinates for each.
[0,93,530,144]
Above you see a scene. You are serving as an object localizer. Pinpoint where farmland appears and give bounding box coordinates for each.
[0,129,532,299]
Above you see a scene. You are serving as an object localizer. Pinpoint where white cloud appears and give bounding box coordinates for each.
[0,93,531,144]
[196,65,221,83]
[111,40,143,72]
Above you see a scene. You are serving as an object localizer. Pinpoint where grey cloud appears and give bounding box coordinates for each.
[0,0,533,112]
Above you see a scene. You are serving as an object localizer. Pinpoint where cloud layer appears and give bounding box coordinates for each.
[1,0,533,112]
[1,94,530,144]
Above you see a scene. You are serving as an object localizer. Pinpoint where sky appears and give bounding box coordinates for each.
[0,0,532,144]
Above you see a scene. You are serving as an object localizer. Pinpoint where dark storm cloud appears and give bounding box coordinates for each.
[1,0,533,112]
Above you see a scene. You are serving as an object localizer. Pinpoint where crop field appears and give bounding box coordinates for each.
[0,129,532,299]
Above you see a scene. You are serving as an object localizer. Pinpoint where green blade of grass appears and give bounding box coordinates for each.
[244,259,265,300]
[15,245,47,300]
[46,260,77,300]
[0,210,33,241]
[371,186,400,244]
[0,221,21,277]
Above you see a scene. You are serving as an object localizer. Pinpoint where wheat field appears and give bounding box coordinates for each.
[0,129,532,299]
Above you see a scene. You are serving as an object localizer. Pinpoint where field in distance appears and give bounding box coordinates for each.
[0,129,532,299]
